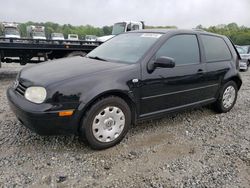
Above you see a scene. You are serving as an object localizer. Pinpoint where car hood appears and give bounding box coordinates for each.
[19,56,127,86]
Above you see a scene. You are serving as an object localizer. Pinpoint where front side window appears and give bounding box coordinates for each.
[201,35,231,62]
[155,34,200,65]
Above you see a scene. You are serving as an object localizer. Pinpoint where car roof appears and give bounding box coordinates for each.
[130,29,225,38]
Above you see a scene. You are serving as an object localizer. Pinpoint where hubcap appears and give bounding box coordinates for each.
[222,86,236,109]
[92,106,125,143]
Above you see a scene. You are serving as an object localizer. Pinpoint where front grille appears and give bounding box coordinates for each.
[15,82,27,96]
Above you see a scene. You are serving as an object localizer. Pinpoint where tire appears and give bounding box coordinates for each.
[66,51,87,57]
[213,81,238,113]
[80,96,131,150]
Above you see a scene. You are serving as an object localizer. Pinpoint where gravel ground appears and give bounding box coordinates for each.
[0,64,249,187]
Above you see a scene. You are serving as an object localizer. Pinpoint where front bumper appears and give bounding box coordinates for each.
[7,88,80,135]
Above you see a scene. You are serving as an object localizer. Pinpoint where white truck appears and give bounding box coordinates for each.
[0,22,21,39]
[26,25,46,40]
[97,21,145,42]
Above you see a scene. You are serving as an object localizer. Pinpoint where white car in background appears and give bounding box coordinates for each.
[236,45,250,72]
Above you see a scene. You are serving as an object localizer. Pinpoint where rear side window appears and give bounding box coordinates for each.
[201,35,231,62]
[156,34,200,65]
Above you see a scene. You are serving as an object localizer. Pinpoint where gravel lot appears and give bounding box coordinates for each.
[0,64,249,187]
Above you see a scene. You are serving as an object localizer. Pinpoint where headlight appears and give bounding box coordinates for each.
[24,87,47,104]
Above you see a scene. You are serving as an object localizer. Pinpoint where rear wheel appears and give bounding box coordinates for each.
[213,81,238,113]
[80,96,131,150]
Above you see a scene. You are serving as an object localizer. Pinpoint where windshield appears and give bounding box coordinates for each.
[52,33,64,38]
[5,28,20,36]
[236,46,247,54]
[33,32,45,37]
[112,23,126,35]
[87,33,162,64]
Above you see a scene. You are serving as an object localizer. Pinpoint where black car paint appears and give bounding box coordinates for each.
[7,29,242,135]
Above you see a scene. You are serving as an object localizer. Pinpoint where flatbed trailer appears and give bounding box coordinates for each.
[0,37,102,68]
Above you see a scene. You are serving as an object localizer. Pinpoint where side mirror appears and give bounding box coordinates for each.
[147,56,175,73]
[154,56,175,68]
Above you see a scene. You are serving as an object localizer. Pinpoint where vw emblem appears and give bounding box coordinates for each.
[13,80,19,89]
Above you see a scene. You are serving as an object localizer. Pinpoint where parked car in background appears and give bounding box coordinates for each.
[7,29,242,149]
[241,45,250,54]
[85,35,97,41]
[68,34,79,41]
[236,45,250,71]
[51,33,64,40]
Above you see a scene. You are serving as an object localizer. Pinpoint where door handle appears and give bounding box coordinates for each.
[197,69,205,75]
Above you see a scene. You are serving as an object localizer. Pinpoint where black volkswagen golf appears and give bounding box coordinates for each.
[7,29,242,149]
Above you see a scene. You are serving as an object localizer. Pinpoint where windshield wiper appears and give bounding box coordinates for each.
[87,56,107,61]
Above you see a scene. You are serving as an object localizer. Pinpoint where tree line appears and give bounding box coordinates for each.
[196,23,250,45]
[18,21,250,45]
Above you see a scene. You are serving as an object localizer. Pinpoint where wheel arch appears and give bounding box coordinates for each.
[77,90,138,132]
[225,76,242,90]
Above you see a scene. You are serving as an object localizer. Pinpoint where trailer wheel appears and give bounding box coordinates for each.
[66,51,87,57]
[20,57,27,65]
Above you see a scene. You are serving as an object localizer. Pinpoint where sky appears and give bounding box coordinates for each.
[1,0,250,28]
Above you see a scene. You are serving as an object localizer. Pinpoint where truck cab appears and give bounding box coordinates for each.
[26,25,46,40]
[0,22,21,39]
[97,21,144,42]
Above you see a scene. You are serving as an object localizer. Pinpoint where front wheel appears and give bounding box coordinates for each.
[80,96,131,150]
[213,81,238,113]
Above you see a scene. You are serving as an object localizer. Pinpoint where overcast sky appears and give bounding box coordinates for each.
[1,0,250,28]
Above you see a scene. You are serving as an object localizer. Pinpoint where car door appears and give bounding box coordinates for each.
[139,34,213,117]
[200,34,234,97]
